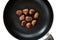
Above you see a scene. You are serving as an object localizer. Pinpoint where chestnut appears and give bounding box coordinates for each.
[26,23,32,29]
[23,9,29,15]
[19,15,25,21]
[29,9,35,15]
[32,20,37,26]
[25,16,32,22]
[16,10,22,16]
[21,20,26,26]
[34,12,39,19]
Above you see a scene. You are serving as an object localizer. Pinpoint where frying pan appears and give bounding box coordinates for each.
[3,0,53,40]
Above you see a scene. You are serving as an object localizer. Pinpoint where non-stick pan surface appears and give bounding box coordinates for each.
[3,0,53,40]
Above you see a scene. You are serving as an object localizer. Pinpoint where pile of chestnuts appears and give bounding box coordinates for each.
[16,8,39,29]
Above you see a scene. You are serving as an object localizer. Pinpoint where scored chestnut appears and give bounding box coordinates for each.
[26,23,32,29]
[34,12,39,19]
[29,9,35,15]
[23,9,29,15]
[19,15,25,21]
[25,16,32,22]
[16,10,22,16]
[21,20,26,26]
[32,20,37,26]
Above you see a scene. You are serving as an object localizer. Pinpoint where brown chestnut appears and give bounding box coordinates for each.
[29,9,35,15]
[19,15,25,21]
[16,10,22,16]
[34,12,39,19]
[23,9,29,15]
[32,20,37,26]
[26,23,32,29]
[25,16,32,22]
[21,21,26,26]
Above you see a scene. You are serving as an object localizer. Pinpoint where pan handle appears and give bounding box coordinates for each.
[42,33,54,40]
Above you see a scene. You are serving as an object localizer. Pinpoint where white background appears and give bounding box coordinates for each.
[0,0,60,40]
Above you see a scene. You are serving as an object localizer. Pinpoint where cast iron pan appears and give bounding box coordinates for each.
[3,0,53,40]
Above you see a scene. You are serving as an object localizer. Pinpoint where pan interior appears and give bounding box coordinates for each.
[4,0,50,38]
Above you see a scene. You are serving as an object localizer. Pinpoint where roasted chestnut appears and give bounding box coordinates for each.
[26,23,32,29]
[19,15,25,21]
[32,20,37,26]
[29,9,35,15]
[21,20,26,26]
[16,10,22,16]
[23,9,29,15]
[25,16,32,22]
[34,12,39,19]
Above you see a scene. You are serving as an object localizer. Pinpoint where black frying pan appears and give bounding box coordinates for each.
[3,0,53,40]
